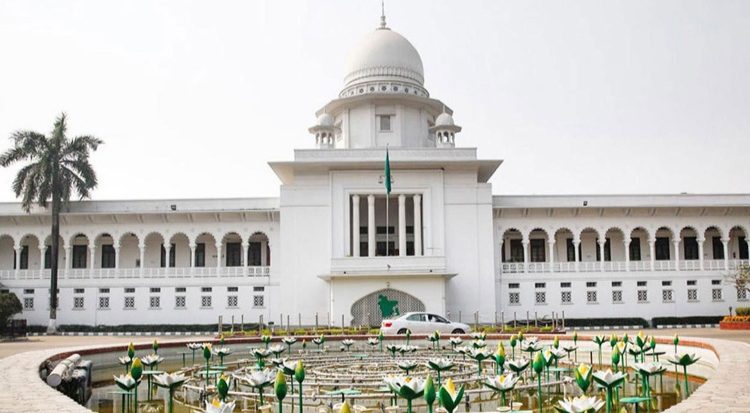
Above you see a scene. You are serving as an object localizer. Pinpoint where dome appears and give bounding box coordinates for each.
[435,112,454,127]
[316,113,334,127]
[343,28,424,88]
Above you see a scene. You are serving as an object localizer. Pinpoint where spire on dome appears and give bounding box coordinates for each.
[379,0,388,29]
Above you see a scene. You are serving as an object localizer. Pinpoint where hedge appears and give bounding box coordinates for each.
[26,323,260,334]
[651,316,724,326]
[561,318,649,328]
[736,307,750,316]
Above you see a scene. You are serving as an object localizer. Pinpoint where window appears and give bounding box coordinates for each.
[125,287,135,293]
[226,242,242,267]
[227,296,238,307]
[740,237,749,260]
[712,289,722,301]
[535,291,546,304]
[586,282,597,288]
[18,245,28,269]
[508,292,520,305]
[149,296,160,308]
[73,297,84,309]
[99,288,110,294]
[201,287,212,292]
[595,238,611,261]
[175,296,186,308]
[712,279,721,285]
[535,283,546,288]
[566,238,576,261]
[124,296,135,308]
[738,289,748,301]
[248,242,262,265]
[560,282,571,288]
[662,289,673,302]
[683,237,699,260]
[195,243,206,267]
[655,237,670,260]
[637,281,647,287]
[23,289,34,294]
[72,245,87,268]
[150,287,161,293]
[160,243,176,268]
[176,287,186,293]
[253,295,265,307]
[712,237,724,259]
[44,246,51,269]
[378,115,392,132]
[561,291,572,303]
[101,245,116,268]
[611,281,622,287]
[530,239,545,262]
[99,296,110,309]
[508,283,520,289]
[201,296,212,308]
[23,297,34,310]
[509,240,524,262]
[612,290,623,303]
[253,286,265,292]
[74,288,84,294]
[637,290,648,303]
[227,286,238,292]
[687,280,697,286]
[587,290,597,303]
[662,281,672,287]
[629,237,641,261]
[688,289,698,301]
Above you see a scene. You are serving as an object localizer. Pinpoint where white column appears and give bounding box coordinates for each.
[189,243,196,268]
[623,239,630,272]
[398,194,406,257]
[14,246,22,275]
[138,243,145,275]
[352,195,361,257]
[114,244,121,269]
[216,242,222,268]
[89,243,96,270]
[649,239,655,271]
[722,238,730,270]
[164,243,171,268]
[548,240,555,272]
[498,240,504,266]
[241,242,249,266]
[65,246,72,270]
[413,194,422,256]
[38,246,45,270]
[522,240,529,273]
[598,239,605,270]
[697,238,705,270]
[260,240,268,266]
[367,195,376,257]
[673,239,680,271]
[573,239,580,272]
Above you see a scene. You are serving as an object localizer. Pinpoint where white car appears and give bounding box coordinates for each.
[380,312,470,335]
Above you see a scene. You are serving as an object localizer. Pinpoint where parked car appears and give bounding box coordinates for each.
[380,312,470,335]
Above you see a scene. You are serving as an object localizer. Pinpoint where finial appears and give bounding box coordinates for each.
[379,0,387,29]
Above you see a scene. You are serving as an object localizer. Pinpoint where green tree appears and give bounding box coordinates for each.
[0,113,102,333]
[726,264,750,303]
[0,291,22,334]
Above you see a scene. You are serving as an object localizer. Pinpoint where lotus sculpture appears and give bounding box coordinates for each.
[153,372,188,413]
[397,360,419,375]
[237,369,276,405]
[282,337,297,354]
[438,378,464,413]
[187,342,203,364]
[384,375,426,413]
[668,353,700,398]
[426,357,454,385]
[341,339,355,351]
[574,363,593,394]
[484,373,519,407]
[469,348,492,376]
[212,347,232,366]
[206,398,236,413]
[634,361,666,400]
[554,395,605,413]
[592,370,626,413]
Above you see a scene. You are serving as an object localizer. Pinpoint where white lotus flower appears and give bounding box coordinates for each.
[426,358,454,371]
[213,347,232,356]
[524,336,539,345]
[238,369,276,387]
[506,358,530,373]
[383,375,426,399]
[485,373,519,391]
[282,337,297,345]
[205,398,236,413]
[550,348,568,359]
[368,337,380,345]
[268,344,286,354]
[521,341,542,352]
[556,395,605,413]
[312,337,324,345]
[186,342,203,350]
[592,369,627,387]
[634,362,667,375]
[341,339,355,346]
[252,348,271,358]
[113,374,137,391]
[449,337,463,345]
[153,372,188,388]
[470,332,487,340]
[454,345,471,355]
[472,340,487,348]
[270,357,288,367]
[140,354,165,367]
[398,344,418,353]
[117,356,132,365]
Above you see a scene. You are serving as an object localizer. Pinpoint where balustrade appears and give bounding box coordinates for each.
[500,258,750,274]
[0,266,271,281]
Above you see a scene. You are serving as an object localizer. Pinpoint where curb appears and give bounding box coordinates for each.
[569,324,719,331]
[27,331,211,337]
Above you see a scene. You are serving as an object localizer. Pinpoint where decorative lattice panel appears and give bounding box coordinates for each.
[350,288,425,327]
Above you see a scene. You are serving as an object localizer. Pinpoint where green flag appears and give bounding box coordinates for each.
[384,147,392,194]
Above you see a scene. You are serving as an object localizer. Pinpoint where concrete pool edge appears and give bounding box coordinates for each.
[0,335,746,413]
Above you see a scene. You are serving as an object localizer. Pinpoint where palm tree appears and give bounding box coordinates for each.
[0,113,102,333]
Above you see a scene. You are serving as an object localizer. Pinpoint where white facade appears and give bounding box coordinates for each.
[1,18,748,327]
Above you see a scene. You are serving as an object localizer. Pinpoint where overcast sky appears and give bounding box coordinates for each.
[1,0,749,203]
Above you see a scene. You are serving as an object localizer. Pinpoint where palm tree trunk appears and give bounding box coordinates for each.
[47,167,60,334]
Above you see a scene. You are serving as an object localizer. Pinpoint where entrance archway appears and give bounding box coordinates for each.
[351,288,425,327]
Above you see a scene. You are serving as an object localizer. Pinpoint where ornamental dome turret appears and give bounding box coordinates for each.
[308,113,338,149]
[430,111,462,148]
[339,16,428,98]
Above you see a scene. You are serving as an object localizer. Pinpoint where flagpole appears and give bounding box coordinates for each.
[386,191,389,257]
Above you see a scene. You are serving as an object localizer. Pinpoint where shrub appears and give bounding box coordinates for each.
[736,307,750,316]
[722,315,750,323]
[562,318,649,328]
[0,292,22,333]
[651,316,723,326]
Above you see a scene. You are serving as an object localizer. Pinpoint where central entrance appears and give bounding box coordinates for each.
[351,288,425,327]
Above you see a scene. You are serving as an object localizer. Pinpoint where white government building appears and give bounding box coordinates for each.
[1,16,749,329]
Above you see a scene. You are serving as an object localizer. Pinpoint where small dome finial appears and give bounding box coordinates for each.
[379,0,387,29]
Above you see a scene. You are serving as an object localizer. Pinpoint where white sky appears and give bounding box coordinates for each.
[1,0,749,203]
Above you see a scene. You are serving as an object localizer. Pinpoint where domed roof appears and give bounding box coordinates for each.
[316,113,334,127]
[435,112,454,127]
[343,28,424,88]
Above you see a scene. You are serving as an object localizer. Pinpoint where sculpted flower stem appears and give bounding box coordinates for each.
[536,373,542,413]
[683,365,690,398]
